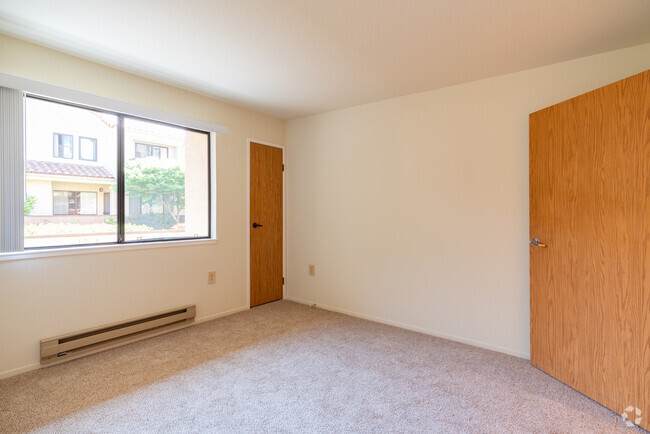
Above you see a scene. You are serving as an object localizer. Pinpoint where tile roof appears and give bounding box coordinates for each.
[26,160,115,180]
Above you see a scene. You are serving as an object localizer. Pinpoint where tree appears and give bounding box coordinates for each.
[24,194,36,215]
[124,164,185,224]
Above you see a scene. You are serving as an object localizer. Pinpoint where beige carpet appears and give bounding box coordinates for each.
[0,300,643,433]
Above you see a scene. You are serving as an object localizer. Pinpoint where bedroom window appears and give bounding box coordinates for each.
[21,96,211,249]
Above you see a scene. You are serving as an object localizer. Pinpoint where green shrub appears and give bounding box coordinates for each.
[24,195,36,215]
[127,213,176,230]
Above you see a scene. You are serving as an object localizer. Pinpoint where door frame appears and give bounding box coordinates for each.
[246,138,287,308]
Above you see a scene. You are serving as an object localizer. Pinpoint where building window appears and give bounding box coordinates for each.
[79,136,97,161]
[53,133,73,159]
[53,191,97,215]
[135,142,169,159]
[22,96,211,249]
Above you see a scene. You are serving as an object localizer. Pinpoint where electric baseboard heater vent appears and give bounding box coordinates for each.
[40,305,196,365]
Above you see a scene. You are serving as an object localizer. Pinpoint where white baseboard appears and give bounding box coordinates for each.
[0,362,41,380]
[284,296,530,360]
[0,305,251,380]
[195,305,249,324]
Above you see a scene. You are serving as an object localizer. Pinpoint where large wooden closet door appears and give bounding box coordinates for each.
[250,142,283,307]
[530,69,649,431]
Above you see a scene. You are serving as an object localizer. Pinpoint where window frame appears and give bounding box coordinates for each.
[25,94,213,250]
[78,136,98,161]
[0,73,225,260]
[53,132,73,159]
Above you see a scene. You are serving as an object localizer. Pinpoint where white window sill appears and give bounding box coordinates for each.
[0,238,219,262]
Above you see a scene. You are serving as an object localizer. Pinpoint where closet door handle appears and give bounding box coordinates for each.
[252,222,263,228]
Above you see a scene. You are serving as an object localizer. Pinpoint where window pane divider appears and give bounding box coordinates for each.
[117,114,125,243]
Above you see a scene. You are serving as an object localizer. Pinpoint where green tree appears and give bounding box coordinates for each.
[124,164,185,224]
[24,194,36,215]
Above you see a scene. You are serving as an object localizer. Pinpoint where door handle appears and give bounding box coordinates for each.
[530,237,547,248]
[252,222,263,228]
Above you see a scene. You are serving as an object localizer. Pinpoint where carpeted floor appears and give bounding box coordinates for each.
[0,300,643,432]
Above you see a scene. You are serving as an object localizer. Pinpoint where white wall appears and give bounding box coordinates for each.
[25,179,52,215]
[0,34,285,377]
[286,42,650,358]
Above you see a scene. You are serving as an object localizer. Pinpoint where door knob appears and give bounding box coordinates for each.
[252,222,263,228]
[530,237,547,247]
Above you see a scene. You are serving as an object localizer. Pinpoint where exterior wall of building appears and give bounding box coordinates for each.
[26,177,114,216]
[25,97,118,175]
[124,118,184,164]
[25,179,52,215]
[184,130,209,237]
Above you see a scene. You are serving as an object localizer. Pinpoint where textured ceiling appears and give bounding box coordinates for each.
[1,0,650,120]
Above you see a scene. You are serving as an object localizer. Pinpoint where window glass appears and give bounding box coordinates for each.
[135,142,169,159]
[52,191,70,215]
[51,191,97,215]
[124,117,209,241]
[25,98,118,248]
[24,96,210,249]
[80,192,97,214]
[53,133,73,158]
[79,137,97,161]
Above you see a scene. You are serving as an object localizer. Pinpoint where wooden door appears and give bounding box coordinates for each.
[530,69,649,431]
[250,142,283,307]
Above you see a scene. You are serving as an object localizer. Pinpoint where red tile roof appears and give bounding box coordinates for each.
[26,160,115,180]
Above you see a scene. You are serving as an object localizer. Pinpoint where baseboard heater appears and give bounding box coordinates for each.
[40,305,196,365]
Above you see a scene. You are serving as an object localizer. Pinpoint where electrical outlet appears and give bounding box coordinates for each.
[208,271,216,285]
[308,264,315,276]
